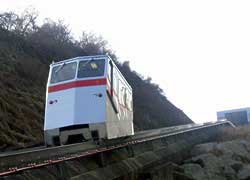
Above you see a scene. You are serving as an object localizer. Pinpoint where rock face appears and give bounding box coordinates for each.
[178,140,250,180]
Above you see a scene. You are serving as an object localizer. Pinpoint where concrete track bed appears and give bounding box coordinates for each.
[0,123,231,180]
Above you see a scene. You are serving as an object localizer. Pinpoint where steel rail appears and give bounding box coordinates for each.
[0,121,234,177]
[0,123,202,158]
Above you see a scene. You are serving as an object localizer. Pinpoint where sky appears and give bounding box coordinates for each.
[1,0,250,123]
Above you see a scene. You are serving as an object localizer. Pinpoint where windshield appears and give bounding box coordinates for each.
[50,62,77,84]
[77,59,105,78]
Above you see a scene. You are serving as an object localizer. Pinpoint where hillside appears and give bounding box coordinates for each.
[0,11,192,150]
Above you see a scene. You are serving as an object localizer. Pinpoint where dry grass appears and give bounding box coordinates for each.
[0,56,44,151]
[217,125,250,142]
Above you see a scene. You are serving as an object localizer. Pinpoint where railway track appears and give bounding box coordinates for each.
[0,121,234,177]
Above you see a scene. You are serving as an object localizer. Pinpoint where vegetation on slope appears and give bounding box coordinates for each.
[0,10,192,150]
[217,125,250,142]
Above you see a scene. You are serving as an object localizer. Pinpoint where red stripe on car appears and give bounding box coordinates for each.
[48,78,107,93]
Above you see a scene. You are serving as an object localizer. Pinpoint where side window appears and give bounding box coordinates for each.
[124,88,127,107]
[108,61,112,82]
[124,89,132,110]
[127,91,133,111]
[126,90,129,109]
[116,76,119,97]
[113,71,117,94]
[113,69,119,96]
[119,80,125,105]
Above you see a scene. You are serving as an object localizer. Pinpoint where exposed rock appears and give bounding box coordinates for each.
[179,140,250,180]
[242,141,250,153]
[223,166,236,180]
[181,163,207,180]
[230,161,244,173]
[220,154,244,174]
[190,142,217,157]
[237,165,250,180]
[182,154,229,180]
[216,140,250,163]
[186,153,224,172]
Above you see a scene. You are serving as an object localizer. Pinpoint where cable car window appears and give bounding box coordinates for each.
[50,62,77,84]
[108,62,111,81]
[124,88,127,107]
[127,91,132,111]
[116,76,119,96]
[78,59,105,78]
[125,90,129,109]
[113,69,118,95]
[119,80,126,106]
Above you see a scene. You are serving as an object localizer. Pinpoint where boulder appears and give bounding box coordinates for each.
[223,166,236,180]
[190,142,217,157]
[216,140,250,163]
[181,163,207,180]
[237,165,250,180]
[186,153,224,171]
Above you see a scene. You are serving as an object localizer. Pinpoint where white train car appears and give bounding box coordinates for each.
[44,55,134,146]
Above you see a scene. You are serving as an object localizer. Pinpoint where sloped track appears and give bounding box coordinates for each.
[0,121,234,177]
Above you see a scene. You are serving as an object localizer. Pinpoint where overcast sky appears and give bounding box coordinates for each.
[1,0,250,123]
